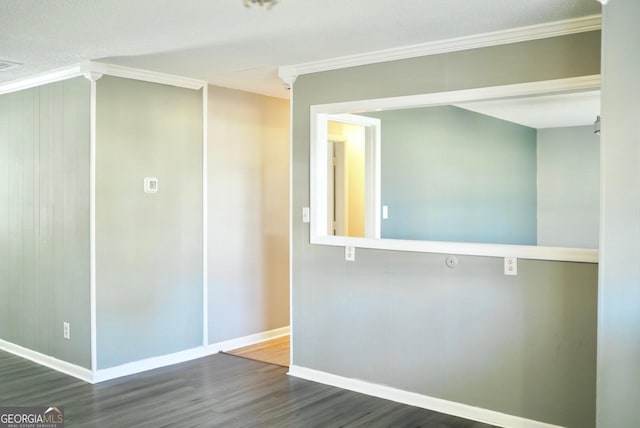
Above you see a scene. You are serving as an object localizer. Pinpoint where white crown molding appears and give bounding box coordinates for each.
[0,339,93,383]
[288,365,563,428]
[87,61,206,90]
[0,61,207,95]
[279,14,602,81]
[0,63,84,95]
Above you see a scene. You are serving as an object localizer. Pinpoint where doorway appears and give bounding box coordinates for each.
[225,336,290,367]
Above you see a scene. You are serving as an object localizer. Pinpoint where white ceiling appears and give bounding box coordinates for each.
[456,90,601,129]
[0,0,601,98]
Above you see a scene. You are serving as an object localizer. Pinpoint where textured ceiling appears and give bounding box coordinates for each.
[0,0,601,98]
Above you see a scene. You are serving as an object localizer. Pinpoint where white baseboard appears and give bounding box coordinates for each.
[214,325,290,352]
[1,326,290,384]
[0,339,93,383]
[92,325,290,383]
[287,365,563,428]
[92,346,212,383]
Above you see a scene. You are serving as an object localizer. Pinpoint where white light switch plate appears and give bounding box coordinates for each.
[144,177,158,193]
[302,207,310,223]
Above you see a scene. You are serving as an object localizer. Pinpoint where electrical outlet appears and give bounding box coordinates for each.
[504,257,517,276]
[345,246,355,261]
[63,322,70,340]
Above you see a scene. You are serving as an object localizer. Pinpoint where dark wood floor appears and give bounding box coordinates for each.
[0,349,497,427]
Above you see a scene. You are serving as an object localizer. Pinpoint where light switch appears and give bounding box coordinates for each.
[382,205,389,219]
[144,177,158,193]
[302,207,310,223]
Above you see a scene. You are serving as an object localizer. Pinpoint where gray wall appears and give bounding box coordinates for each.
[207,86,290,343]
[597,2,640,427]
[0,77,91,368]
[368,106,537,244]
[537,125,599,249]
[292,32,600,428]
[96,76,203,369]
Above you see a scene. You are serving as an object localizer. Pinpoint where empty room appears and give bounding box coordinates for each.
[1,1,638,427]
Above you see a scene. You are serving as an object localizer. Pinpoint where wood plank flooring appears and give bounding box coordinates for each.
[0,349,497,427]
[225,335,290,367]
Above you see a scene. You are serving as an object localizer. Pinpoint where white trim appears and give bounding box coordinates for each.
[288,365,564,428]
[216,326,290,352]
[0,339,93,383]
[288,85,295,368]
[279,15,601,80]
[93,326,290,383]
[87,73,100,372]
[202,84,209,346]
[1,325,289,384]
[0,61,207,96]
[309,76,601,264]
[310,75,601,116]
[0,63,84,95]
[311,235,598,263]
[92,346,212,383]
[86,61,206,90]
[316,113,381,239]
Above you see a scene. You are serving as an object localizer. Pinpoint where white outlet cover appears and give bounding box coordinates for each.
[504,257,518,275]
[144,177,158,193]
[345,246,355,261]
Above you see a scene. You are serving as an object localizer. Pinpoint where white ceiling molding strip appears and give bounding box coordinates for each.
[0,63,84,95]
[279,14,601,81]
[0,61,207,95]
[88,61,206,90]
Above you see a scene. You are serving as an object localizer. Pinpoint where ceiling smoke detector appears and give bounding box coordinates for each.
[244,0,278,8]
[0,60,21,72]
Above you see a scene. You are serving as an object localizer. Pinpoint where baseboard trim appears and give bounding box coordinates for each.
[1,326,290,384]
[92,326,290,383]
[287,365,563,428]
[0,339,93,383]
[92,346,212,383]
[213,326,290,352]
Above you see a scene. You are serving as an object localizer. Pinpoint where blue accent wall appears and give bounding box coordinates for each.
[367,106,537,244]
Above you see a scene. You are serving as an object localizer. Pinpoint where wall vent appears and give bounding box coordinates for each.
[0,60,21,71]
